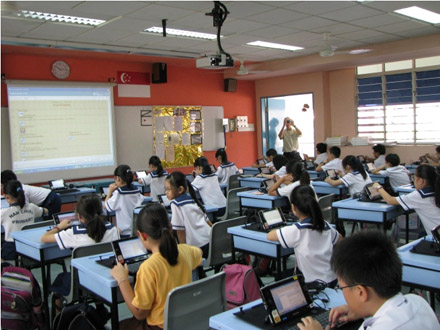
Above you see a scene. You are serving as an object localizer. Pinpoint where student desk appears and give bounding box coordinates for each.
[398,236,440,310]
[242,167,260,176]
[332,198,404,233]
[209,288,346,330]
[311,181,348,199]
[394,184,415,195]
[405,164,418,174]
[238,176,267,189]
[11,226,72,321]
[228,225,294,280]
[56,187,97,204]
[237,190,289,214]
[307,170,325,180]
[72,178,114,192]
[369,173,390,186]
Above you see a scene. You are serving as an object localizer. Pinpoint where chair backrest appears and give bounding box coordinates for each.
[227,174,240,191]
[22,219,55,230]
[163,272,226,330]
[205,216,247,269]
[219,186,249,221]
[66,242,113,303]
[318,193,335,223]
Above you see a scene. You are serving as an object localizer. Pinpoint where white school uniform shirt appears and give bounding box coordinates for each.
[315,153,328,165]
[397,187,440,234]
[274,166,287,178]
[322,158,344,173]
[22,184,51,205]
[1,203,43,242]
[379,166,411,189]
[140,170,168,202]
[216,162,238,185]
[340,171,372,197]
[105,184,144,236]
[360,292,440,330]
[55,222,120,250]
[276,181,318,201]
[276,218,338,283]
[374,154,386,168]
[191,174,226,209]
[170,193,211,248]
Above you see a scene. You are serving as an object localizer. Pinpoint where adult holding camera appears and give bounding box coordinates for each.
[278,117,302,161]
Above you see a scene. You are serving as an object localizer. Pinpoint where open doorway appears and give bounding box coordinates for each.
[261,93,314,158]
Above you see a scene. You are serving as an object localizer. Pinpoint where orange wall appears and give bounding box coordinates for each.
[1,47,257,175]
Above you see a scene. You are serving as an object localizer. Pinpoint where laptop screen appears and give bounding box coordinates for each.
[270,279,308,315]
[136,171,147,179]
[102,187,109,196]
[260,208,284,228]
[54,211,78,224]
[118,238,147,260]
[209,164,216,172]
[305,161,315,169]
[50,179,65,189]
[260,167,270,175]
[264,179,275,190]
[257,158,266,165]
[365,184,381,200]
[366,163,376,171]
[158,194,171,208]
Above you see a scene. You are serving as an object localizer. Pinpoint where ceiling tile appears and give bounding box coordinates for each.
[281,16,339,30]
[1,18,43,36]
[221,19,269,34]
[338,29,390,41]
[125,3,195,21]
[20,22,92,40]
[284,1,356,15]
[348,13,408,28]
[223,1,274,19]
[375,20,431,34]
[246,8,308,24]
[319,5,384,22]
[245,25,297,39]
[66,28,134,44]
[311,22,363,35]
[73,1,150,18]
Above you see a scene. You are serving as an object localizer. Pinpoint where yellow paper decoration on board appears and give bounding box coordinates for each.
[153,106,203,168]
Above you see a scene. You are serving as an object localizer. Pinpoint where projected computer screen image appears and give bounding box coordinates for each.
[7,82,117,183]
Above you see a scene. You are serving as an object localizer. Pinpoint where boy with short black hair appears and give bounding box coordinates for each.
[252,148,278,169]
[366,144,386,168]
[296,230,439,330]
[304,143,328,166]
[372,153,411,189]
[316,146,344,174]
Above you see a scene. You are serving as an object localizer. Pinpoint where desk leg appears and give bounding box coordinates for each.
[231,238,236,264]
[39,250,51,330]
[111,288,120,330]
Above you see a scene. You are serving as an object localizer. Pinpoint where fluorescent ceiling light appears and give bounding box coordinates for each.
[144,27,218,40]
[246,41,303,51]
[17,10,105,26]
[394,6,440,24]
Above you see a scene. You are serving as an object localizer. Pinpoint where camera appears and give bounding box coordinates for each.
[286,120,291,124]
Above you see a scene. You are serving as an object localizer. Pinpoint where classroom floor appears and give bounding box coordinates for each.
[31,219,439,329]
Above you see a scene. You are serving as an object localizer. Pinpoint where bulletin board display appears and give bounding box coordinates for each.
[153,106,203,168]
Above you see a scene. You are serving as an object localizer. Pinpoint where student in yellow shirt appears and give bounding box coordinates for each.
[110,203,202,330]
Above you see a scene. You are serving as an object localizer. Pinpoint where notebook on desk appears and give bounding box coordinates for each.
[95,237,150,275]
[48,179,79,194]
[234,275,330,329]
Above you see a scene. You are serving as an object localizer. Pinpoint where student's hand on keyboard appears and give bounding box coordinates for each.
[328,305,359,328]
[297,316,325,330]
[110,261,129,284]
[57,220,72,231]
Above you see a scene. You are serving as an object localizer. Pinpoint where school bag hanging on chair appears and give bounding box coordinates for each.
[52,302,106,330]
[222,264,262,310]
[1,265,46,330]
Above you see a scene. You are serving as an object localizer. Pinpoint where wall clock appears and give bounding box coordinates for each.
[51,60,70,79]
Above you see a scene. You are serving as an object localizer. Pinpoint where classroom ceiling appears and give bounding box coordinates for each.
[2,1,440,80]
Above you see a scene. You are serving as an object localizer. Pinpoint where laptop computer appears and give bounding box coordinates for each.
[258,207,287,231]
[53,211,81,226]
[366,163,376,173]
[99,186,110,199]
[257,158,267,166]
[359,184,385,203]
[95,237,150,275]
[260,179,275,193]
[304,160,316,170]
[234,275,329,328]
[210,164,217,172]
[135,170,147,180]
[259,167,271,175]
[325,169,339,180]
[158,193,171,209]
[48,179,79,194]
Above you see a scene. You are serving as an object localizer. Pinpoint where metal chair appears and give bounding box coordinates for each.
[227,174,240,191]
[318,193,335,223]
[218,187,249,222]
[163,272,226,330]
[204,216,247,273]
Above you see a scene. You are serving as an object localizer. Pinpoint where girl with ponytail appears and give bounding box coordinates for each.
[110,203,202,329]
[1,180,47,259]
[267,185,342,286]
[192,156,226,218]
[325,154,372,197]
[165,171,212,258]
[105,164,144,237]
[138,156,169,202]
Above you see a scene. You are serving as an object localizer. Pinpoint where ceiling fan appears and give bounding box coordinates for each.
[319,33,372,57]
[236,58,269,75]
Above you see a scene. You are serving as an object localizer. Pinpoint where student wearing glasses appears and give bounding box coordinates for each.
[296,230,438,330]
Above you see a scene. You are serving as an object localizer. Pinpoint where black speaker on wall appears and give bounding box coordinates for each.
[152,63,167,84]
[224,78,237,92]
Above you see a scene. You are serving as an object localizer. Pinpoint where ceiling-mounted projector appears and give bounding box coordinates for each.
[196,53,234,69]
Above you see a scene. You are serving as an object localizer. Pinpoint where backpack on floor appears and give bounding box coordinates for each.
[1,266,46,330]
[222,264,262,310]
[52,303,105,330]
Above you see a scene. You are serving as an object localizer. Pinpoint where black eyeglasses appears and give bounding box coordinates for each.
[335,283,368,292]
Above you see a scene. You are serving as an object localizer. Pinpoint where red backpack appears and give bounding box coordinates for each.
[1,266,46,330]
[222,264,262,310]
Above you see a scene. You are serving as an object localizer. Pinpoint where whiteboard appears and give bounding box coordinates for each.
[202,106,224,151]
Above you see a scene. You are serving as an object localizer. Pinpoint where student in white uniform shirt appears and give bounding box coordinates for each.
[259,155,288,182]
[166,171,212,258]
[251,148,277,171]
[268,161,317,201]
[365,144,386,168]
[304,142,328,166]
[296,230,439,330]
[1,180,47,260]
[326,155,372,197]
[372,153,411,190]
[1,170,61,219]
[138,156,168,202]
[267,185,342,285]
[105,165,144,237]
[373,164,440,234]
[315,146,344,174]
[215,148,239,185]
[192,156,226,219]
[41,194,120,315]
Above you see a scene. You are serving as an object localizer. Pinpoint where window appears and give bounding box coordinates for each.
[356,57,440,144]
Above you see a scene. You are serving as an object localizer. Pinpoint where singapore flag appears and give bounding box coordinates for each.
[117,71,151,98]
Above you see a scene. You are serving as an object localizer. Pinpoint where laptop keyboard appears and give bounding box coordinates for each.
[127,261,144,274]
[283,309,330,330]
[56,188,80,194]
